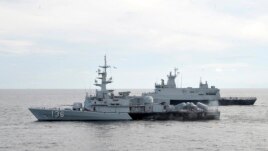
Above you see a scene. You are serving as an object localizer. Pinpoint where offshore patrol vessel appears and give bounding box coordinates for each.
[29,56,220,121]
[143,69,256,106]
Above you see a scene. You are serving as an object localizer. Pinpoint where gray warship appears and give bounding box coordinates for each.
[143,69,256,106]
[29,56,132,121]
[29,56,220,121]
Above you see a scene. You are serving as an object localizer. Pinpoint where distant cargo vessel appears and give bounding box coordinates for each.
[219,97,257,105]
[142,69,256,106]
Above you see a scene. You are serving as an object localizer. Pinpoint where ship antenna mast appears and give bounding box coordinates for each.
[94,55,112,91]
[181,72,183,88]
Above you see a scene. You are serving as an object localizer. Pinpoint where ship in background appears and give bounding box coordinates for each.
[142,69,256,106]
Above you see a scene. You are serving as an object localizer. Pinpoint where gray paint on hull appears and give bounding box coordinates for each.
[29,108,132,121]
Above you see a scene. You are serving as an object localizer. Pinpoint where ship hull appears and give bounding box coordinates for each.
[29,108,220,121]
[219,97,257,105]
[29,108,132,121]
[169,98,256,106]
[170,100,210,105]
[129,111,220,121]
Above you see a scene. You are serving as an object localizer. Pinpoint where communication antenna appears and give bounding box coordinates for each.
[200,67,205,84]
[181,72,183,88]
[180,64,183,88]
[88,79,92,95]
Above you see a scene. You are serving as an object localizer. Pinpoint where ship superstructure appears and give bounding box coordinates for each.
[143,69,220,105]
[29,56,133,121]
[83,55,131,111]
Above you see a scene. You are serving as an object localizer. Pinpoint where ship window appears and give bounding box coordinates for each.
[206,93,215,95]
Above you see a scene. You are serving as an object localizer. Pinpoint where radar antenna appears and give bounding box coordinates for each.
[94,55,112,91]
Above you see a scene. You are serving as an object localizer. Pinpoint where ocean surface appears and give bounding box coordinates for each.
[0,89,267,151]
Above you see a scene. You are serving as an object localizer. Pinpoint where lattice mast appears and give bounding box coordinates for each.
[94,55,112,91]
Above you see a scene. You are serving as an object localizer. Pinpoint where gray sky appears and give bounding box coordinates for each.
[0,0,268,89]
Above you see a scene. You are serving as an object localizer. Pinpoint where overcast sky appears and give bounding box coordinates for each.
[0,0,268,89]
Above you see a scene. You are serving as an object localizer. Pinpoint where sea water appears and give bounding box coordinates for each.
[0,89,267,151]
